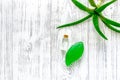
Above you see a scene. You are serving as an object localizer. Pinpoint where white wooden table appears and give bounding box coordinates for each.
[0,0,120,80]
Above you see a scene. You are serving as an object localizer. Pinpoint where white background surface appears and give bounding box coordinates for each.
[0,0,120,80]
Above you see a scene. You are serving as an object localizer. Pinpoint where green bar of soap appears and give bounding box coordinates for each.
[65,42,84,66]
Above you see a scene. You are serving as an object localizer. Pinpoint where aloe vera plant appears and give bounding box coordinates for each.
[57,0,120,40]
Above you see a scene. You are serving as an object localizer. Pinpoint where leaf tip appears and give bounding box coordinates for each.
[56,26,61,29]
[104,36,108,40]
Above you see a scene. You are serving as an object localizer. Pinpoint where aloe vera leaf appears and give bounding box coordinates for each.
[57,14,92,28]
[96,0,116,13]
[72,0,93,13]
[99,14,120,27]
[88,0,97,7]
[100,18,120,33]
[65,42,84,66]
[93,14,108,40]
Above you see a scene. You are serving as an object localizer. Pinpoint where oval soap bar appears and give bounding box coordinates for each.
[65,42,84,66]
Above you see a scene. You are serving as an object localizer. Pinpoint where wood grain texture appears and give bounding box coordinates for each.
[0,0,120,80]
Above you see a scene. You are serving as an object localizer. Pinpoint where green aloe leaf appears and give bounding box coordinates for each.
[88,0,97,7]
[103,18,120,27]
[72,0,93,13]
[100,17,120,33]
[65,42,84,66]
[57,14,92,28]
[96,0,116,13]
[93,14,108,40]
[100,15,120,27]
[103,21,120,33]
